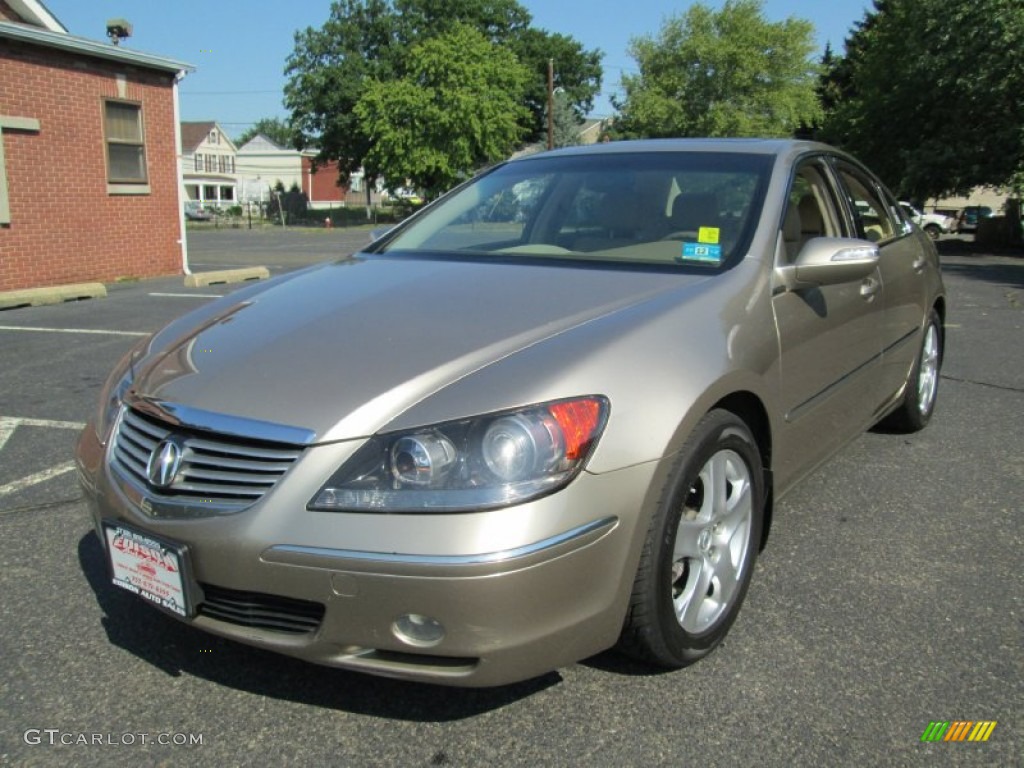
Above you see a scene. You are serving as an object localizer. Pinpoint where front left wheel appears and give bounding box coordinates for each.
[618,410,764,668]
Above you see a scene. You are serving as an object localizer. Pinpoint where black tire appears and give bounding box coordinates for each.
[924,224,941,240]
[880,308,942,433]
[618,410,764,668]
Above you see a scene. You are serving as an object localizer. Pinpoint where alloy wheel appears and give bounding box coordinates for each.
[670,448,753,633]
[917,323,940,416]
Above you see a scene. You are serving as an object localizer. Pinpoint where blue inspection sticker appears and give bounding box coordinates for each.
[681,242,723,263]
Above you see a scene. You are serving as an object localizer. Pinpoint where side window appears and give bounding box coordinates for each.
[834,162,898,243]
[880,187,911,234]
[103,100,147,185]
[781,160,842,264]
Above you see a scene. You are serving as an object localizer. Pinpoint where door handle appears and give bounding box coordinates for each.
[860,276,880,299]
[912,257,926,273]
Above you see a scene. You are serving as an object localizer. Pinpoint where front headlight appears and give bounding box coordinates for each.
[309,396,608,512]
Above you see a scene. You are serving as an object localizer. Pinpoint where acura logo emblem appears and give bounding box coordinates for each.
[147,438,183,489]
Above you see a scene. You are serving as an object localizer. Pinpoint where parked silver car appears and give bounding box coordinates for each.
[77,139,945,686]
[183,201,213,222]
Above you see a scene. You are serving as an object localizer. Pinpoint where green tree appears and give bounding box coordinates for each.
[268,181,309,224]
[544,90,582,149]
[235,117,296,148]
[284,0,601,184]
[392,0,530,42]
[285,0,396,183]
[612,0,821,139]
[820,0,1024,200]
[511,28,603,139]
[355,24,529,196]
[391,1,601,140]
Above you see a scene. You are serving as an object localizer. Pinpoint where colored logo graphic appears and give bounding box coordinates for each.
[921,721,997,742]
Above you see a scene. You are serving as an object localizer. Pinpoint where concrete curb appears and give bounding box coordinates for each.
[184,267,270,287]
[0,282,107,310]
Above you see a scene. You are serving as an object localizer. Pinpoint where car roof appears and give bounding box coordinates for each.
[512,138,834,163]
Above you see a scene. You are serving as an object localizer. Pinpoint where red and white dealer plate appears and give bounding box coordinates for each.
[102,522,192,617]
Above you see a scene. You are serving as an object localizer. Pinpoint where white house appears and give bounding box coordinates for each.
[235,134,308,204]
[237,134,388,209]
[180,121,237,207]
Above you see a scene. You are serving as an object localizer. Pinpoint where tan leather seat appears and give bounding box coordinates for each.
[798,195,824,243]
[783,194,827,261]
[783,200,802,261]
[574,191,642,251]
[667,193,718,236]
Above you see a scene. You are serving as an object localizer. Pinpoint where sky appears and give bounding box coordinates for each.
[42,0,870,140]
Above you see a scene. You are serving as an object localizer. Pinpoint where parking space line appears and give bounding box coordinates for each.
[0,418,15,453]
[0,418,86,501]
[0,461,77,499]
[0,325,148,337]
[148,292,224,298]
[2,417,86,430]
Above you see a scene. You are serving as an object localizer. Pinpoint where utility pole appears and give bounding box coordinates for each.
[547,58,554,151]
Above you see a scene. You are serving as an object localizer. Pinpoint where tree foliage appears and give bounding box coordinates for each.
[268,181,309,224]
[355,24,530,195]
[285,0,394,182]
[819,0,1024,200]
[235,117,296,149]
[284,0,601,187]
[612,0,821,139]
[391,0,530,42]
[512,28,603,138]
[545,90,582,149]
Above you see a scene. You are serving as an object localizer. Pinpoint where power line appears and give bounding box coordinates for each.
[180,89,283,95]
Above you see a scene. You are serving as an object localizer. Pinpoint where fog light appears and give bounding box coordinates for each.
[393,613,446,647]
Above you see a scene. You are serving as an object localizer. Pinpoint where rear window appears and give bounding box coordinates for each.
[375,152,772,271]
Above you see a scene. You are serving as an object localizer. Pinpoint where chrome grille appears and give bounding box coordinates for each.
[110,407,303,515]
[198,583,325,634]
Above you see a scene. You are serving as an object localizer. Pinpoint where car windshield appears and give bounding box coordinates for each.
[374,151,772,271]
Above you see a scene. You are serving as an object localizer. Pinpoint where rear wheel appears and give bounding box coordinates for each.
[619,410,764,667]
[923,223,941,240]
[880,309,942,432]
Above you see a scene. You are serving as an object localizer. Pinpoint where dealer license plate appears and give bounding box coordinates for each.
[103,522,193,617]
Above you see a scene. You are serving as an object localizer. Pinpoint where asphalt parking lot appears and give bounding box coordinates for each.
[184,224,378,274]
[0,231,1020,767]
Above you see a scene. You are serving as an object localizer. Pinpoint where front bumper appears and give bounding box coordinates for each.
[76,421,658,686]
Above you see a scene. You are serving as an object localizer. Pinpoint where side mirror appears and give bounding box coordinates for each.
[776,237,879,291]
[368,226,393,243]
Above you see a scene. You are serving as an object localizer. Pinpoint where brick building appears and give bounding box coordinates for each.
[0,1,191,292]
[301,156,349,208]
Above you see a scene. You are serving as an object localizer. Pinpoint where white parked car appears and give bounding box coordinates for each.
[900,202,952,240]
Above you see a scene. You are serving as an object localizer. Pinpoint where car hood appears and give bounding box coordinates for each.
[132,256,704,443]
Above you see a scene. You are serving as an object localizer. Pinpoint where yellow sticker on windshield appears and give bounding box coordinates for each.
[698,227,720,244]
